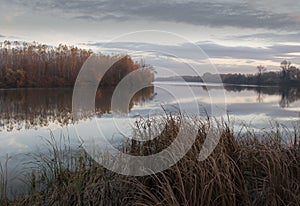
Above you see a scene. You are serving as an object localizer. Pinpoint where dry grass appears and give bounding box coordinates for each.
[0,154,10,206]
[1,115,300,206]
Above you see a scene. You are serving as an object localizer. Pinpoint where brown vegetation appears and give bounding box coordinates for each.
[1,115,299,206]
[0,87,154,132]
[0,41,153,88]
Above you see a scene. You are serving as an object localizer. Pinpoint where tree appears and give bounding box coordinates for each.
[256,65,267,84]
[280,60,292,81]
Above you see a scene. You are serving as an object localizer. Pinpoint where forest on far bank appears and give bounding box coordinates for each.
[157,61,300,86]
[205,61,300,86]
[0,40,154,88]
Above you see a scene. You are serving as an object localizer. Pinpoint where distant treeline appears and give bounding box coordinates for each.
[0,41,154,88]
[157,61,300,86]
[202,72,282,85]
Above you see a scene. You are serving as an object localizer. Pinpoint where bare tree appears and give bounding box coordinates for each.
[256,65,267,84]
[280,60,292,81]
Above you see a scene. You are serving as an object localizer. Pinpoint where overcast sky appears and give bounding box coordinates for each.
[1,0,300,74]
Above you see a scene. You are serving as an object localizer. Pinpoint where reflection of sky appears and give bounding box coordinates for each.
[1,83,300,193]
[1,83,300,158]
[0,124,79,156]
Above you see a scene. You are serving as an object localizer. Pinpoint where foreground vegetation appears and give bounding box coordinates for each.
[1,115,300,206]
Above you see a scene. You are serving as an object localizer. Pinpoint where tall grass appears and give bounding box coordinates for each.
[1,115,300,205]
[0,154,10,205]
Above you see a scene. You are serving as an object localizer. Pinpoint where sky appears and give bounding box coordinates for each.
[1,0,300,74]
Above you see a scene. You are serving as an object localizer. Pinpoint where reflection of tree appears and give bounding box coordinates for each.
[278,87,300,108]
[256,87,265,103]
[222,85,300,108]
[95,86,154,114]
[0,87,154,131]
[0,89,73,131]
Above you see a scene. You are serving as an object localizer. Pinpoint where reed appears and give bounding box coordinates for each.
[1,115,300,206]
[0,154,10,205]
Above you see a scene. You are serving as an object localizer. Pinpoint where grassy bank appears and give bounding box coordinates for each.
[1,115,300,206]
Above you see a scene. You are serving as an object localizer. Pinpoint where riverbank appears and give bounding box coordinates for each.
[1,115,300,206]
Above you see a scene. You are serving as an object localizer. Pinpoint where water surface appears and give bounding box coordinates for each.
[1,83,300,158]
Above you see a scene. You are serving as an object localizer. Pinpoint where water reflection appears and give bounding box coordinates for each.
[1,84,300,133]
[0,86,154,132]
[1,82,300,158]
[203,85,300,108]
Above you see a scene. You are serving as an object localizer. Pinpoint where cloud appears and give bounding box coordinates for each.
[249,0,300,15]
[84,40,300,61]
[0,34,22,40]
[289,13,300,22]
[124,1,298,30]
[3,0,300,72]
[83,41,300,73]
[199,42,300,63]
[73,15,98,21]
[6,0,300,31]
[226,32,300,44]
